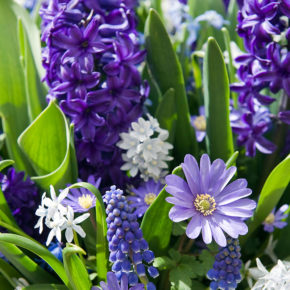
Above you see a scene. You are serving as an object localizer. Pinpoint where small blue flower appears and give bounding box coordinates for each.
[190,106,206,142]
[263,204,289,233]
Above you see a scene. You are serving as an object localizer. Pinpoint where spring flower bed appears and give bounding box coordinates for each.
[0,0,289,289]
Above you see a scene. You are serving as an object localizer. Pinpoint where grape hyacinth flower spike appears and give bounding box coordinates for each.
[165,154,256,247]
[103,186,158,289]
[207,238,242,290]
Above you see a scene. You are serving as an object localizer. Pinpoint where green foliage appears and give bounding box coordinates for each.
[188,0,225,18]
[144,9,197,165]
[141,166,182,256]
[225,151,239,168]
[203,37,234,161]
[0,234,68,285]
[172,222,187,237]
[155,88,177,144]
[0,257,21,288]
[68,182,108,282]
[242,154,290,245]
[18,101,77,191]
[63,244,92,290]
[24,285,68,290]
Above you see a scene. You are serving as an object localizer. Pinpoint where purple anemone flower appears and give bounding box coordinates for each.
[127,179,163,218]
[62,175,101,213]
[98,272,144,290]
[165,154,256,247]
[190,106,206,142]
[263,204,289,233]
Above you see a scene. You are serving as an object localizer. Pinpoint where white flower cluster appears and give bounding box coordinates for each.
[117,115,173,181]
[35,185,89,246]
[250,258,290,290]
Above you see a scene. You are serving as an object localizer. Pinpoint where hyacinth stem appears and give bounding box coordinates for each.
[89,209,96,230]
[73,230,86,265]
[129,249,149,287]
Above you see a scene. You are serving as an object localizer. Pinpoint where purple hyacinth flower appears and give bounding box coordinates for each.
[62,175,101,213]
[98,272,144,290]
[127,179,163,218]
[279,111,290,125]
[190,106,206,142]
[165,154,256,247]
[263,204,289,233]
[231,105,276,157]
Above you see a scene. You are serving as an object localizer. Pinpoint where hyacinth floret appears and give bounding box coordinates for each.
[117,115,173,181]
[207,238,242,290]
[103,186,158,288]
[40,0,147,186]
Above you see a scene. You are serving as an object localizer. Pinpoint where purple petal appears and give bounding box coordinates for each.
[209,221,227,247]
[186,214,202,239]
[168,206,196,222]
[217,188,252,205]
[201,218,212,244]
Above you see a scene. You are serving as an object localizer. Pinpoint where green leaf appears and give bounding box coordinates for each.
[168,249,181,262]
[0,257,21,288]
[68,182,108,282]
[24,285,68,290]
[225,151,239,168]
[169,265,192,290]
[18,18,46,122]
[155,88,177,144]
[141,166,183,255]
[0,234,68,285]
[153,257,175,270]
[0,241,57,284]
[203,37,234,161]
[172,221,187,236]
[145,9,197,164]
[63,244,91,290]
[0,160,14,172]
[188,0,225,18]
[0,274,13,290]
[0,0,33,173]
[241,155,290,245]
[18,100,77,191]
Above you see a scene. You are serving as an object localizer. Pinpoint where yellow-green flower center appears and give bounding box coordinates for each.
[78,194,93,209]
[264,212,275,224]
[144,193,157,205]
[193,116,206,131]
[194,194,216,216]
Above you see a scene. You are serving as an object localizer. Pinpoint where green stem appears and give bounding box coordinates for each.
[183,238,195,253]
[73,230,86,266]
[89,209,96,230]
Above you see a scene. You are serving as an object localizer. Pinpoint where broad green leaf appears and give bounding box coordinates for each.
[18,18,46,122]
[145,9,197,165]
[188,0,225,18]
[0,210,24,234]
[0,234,68,285]
[222,27,238,107]
[241,155,290,245]
[150,0,163,19]
[0,257,21,288]
[203,37,234,161]
[155,88,177,144]
[18,101,77,191]
[63,244,91,290]
[0,0,33,173]
[0,274,13,290]
[153,256,175,270]
[68,182,108,282]
[24,285,68,290]
[0,241,56,284]
[141,166,182,255]
[0,159,14,172]
[225,151,239,168]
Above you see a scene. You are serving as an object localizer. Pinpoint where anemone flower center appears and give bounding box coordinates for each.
[78,194,93,209]
[193,115,206,131]
[264,212,275,224]
[144,193,157,205]
[194,194,216,216]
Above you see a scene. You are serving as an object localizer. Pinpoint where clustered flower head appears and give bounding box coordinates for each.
[103,186,158,289]
[262,204,289,233]
[35,185,90,246]
[117,115,173,181]
[207,238,242,290]
[0,168,40,237]
[250,258,290,289]
[165,154,256,247]
[127,179,163,218]
[230,0,290,156]
[40,0,147,187]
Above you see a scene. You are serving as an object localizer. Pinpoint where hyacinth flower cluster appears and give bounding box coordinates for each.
[35,185,90,246]
[207,238,242,290]
[117,115,173,181]
[40,0,148,186]
[165,154,256,247]
[103,186,158,289]
[0,167,40,237]
[230,0,290,156]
